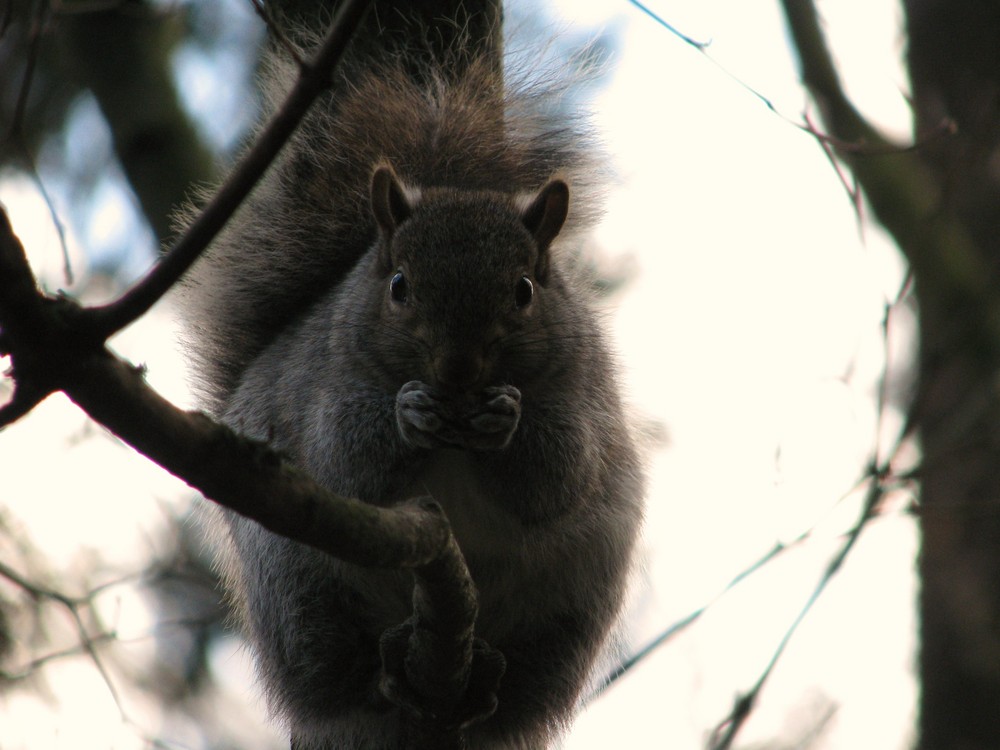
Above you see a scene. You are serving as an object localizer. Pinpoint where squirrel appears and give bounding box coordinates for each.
[180,11,644,750]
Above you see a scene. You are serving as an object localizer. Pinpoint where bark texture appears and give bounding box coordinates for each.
[905,2,1000,747]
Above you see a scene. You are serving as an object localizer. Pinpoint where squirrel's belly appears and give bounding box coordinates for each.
[407,449,520,556]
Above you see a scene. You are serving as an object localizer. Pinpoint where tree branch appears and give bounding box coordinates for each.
[0,206,450,568]
[379,537,503,749]
[779,0,1000,336]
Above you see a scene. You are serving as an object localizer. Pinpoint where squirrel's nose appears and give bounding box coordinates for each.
[434,351,484,390]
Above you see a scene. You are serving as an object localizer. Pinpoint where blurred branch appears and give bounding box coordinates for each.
[0,553,213,684]
[53,1,215,244]
[780,0,1000,340]
[0,558,125,713]
[86,0,369,338]
[1,1,73,284]
[0,552,203,749]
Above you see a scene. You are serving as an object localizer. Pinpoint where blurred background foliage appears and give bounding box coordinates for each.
[1,0,263,277]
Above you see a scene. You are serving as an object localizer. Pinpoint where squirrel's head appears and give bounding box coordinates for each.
[369,164,569,392]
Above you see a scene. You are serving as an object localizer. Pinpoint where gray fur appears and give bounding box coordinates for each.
[181,35,643,750]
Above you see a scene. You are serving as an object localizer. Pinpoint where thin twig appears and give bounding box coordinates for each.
[627,0,711,50]
[589,458,886,702]
[630,0,957,168]
[704,267,914,747]
[803,109,863,222]
[588,538,795,700]
[593,270,915,700]
[708,463,894,750]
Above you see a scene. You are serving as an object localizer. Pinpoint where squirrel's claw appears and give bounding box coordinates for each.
[378,619,506,731]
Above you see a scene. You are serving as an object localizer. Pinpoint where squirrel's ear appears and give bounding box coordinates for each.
[521,179,569,281]
[371,165,413,242]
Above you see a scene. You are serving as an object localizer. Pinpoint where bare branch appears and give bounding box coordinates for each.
[0,0,450,573]
[0,557,126,717]
[779,0,1000,343]
[67,351,454,569]
[0,202,448,573]
[588,536,798,702]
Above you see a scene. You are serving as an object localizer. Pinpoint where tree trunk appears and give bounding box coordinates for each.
[905,1,1000,747]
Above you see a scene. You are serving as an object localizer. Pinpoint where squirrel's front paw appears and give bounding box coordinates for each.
[396,381,522,450]
[462,385,521,450]
[396,381,452,449]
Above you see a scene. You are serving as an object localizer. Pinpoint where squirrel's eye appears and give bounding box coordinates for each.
[389,271,408,303]
[515,275,533,309]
